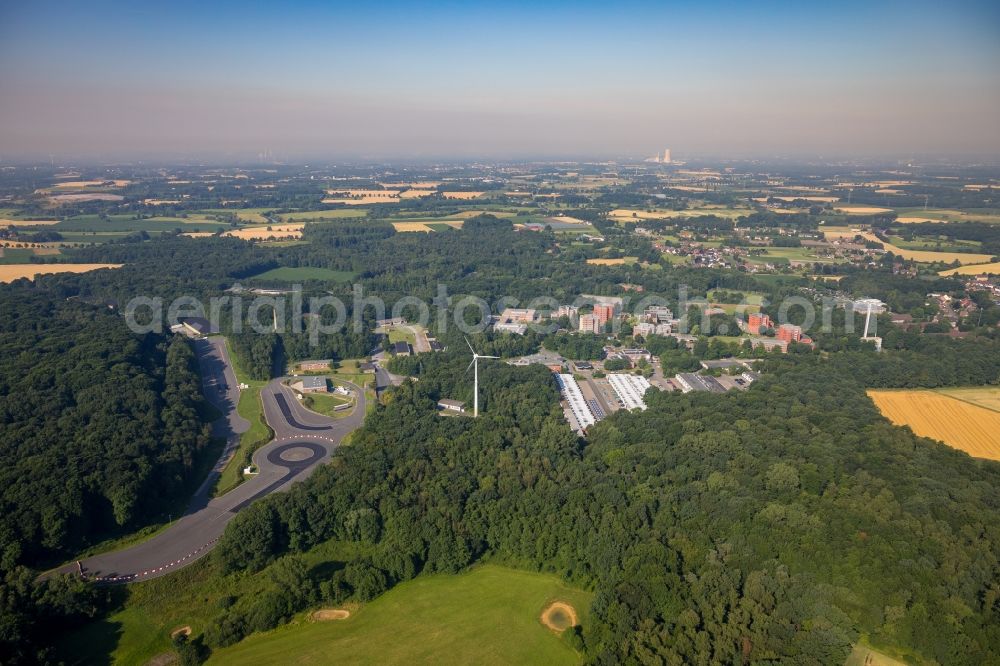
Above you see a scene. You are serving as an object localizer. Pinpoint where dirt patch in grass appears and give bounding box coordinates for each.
[312,609,351,621]
[540,601,577,632]
[169,625,192,640]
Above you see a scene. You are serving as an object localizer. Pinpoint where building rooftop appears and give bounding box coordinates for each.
[299,376,327,390]
[700,358,748,369]
[179,316,213,334]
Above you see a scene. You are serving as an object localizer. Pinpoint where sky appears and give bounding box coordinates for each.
[1,0,999,161]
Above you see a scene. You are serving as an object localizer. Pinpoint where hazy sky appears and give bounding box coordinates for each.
[1,0,999,161]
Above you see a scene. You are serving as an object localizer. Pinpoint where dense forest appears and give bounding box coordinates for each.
[200,341,1000,664]
[0,290,213,568]
[1,206,999,663]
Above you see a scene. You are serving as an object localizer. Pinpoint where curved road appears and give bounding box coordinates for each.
[51,338,366,583]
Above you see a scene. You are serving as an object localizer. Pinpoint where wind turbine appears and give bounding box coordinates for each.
[466,337,498,417]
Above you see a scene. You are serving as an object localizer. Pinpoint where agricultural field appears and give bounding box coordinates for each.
[938,262,1000,276]
[868,389,1000,461]
[745,247,841,265]
[393,221,463,232]
[46,214,233,234]
[0,263,122,283]
[0,247,61,263]
[886,235,982,253]
[277,209,367,222]
[199,208,274,224]
[222,224,304,240]
[248,266,355,282]
[586,257,638,266]
[610,207,752,222]
[931,386,1000,413]
[893,207,1000,224]
[208,565,590,666]
[832,205,894,215]
[0,218,60,226]
[826,231,995,265]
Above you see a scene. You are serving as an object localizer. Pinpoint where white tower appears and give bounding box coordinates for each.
[466,337,498,417]
[663,148,672,164]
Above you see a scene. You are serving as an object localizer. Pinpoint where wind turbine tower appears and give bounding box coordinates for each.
[466,337,498,417]
[858,298,884,351]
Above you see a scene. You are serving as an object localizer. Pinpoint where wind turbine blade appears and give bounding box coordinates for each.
[466,358,476,372]
[465,336,475,354]
[481,355,500,359]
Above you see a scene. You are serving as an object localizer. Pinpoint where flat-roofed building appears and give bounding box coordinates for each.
[749,337,789,353]
[593,304,615,326]
[437,398,465,413]
[644,306,673,323]
[747,313,773,334]
[556,305,579,319]
[579,313,602,334]
[499,308,537,323]
[495,321,528,335]
[556,373,596,433]
[608,373,651,410]
[291,376,328,393]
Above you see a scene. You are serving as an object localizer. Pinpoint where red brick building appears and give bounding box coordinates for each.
[747,313,773,334]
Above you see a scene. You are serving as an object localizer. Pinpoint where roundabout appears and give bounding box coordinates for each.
[267,442,326,472]
[48,342,368,584]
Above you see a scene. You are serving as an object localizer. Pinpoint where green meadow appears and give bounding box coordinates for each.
[209,565,590,666]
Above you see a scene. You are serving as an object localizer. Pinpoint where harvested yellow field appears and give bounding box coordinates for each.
[181,232,216,238]
[586,257,637,266]
[834,231,995,264]
[391,221,464,232]
[392,222,433,232]
[441,191,484,199]
[143,199,182,205]
[896,216,947,224]
[939,262,1000,276]
[833,205,894,214]
[449,210,516,219]
[223,224,303,240]
[752,196,839,203]
[0,263,122,283]
[398,189,436,199]
[610,208,751,221]
[320,198,380,206]
[0,219,59,226]
[385,181,441,189]
[51,179,129,188]
[821,226,865,239]
[868,389,1000,461]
